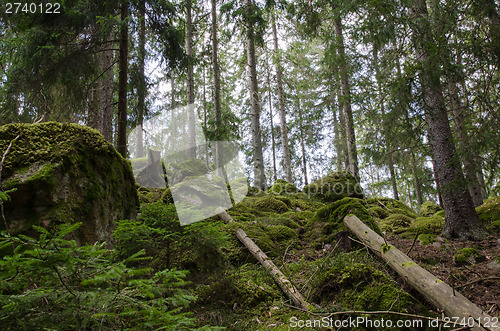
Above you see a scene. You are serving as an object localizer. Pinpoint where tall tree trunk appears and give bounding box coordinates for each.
[431,157,444,208]
[336,83,348,171]
[411,152,423,210]
[447,77,484,207]
[332,100,343,172]
[271,9,293,184]
[267,68,277,183]
[409,0,487,239]
[387,156,399,200]
[170,74,176,151]
[186,0,196,159]
[245,0,266,190]
[333,17,359,180]
[211,0,224,178]
[101,29,115,143]
[117,0,129,158]
[373,46,399,200]
[297,98,308,186]
[136,0,146,158]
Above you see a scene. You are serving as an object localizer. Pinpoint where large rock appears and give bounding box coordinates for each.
[0,122,138,244]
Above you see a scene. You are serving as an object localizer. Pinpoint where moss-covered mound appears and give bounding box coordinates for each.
[0,122,138,243]
[303,171,363,203]
[379,213,414,234]
[476,196,500,233]
[311,252,427,317]
[454,247,485,266]
[313,197,381,237]
[268,179,299,195]
[403,214,445,237]
[420,201,443,217]
[366,197,418,219]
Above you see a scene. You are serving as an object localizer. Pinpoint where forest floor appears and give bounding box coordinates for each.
[388,234,500,317]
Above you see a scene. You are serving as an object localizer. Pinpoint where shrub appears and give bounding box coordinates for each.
[0,223,197,330]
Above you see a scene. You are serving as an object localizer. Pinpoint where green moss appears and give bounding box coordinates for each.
[303,171,363,203]
[229,264,281,309]
[313,262,426,315]
[487,219,500,233]
[418,234,437,245]
[454,247,485,266]
[476,196,500,226]
[369,206,390,219]
[264,225,298,242]
[0,122,138,242]
[268,179,299,195]
[404,215,444,236]
[379,213,413,234]
[420,201,443,217]
[367,197,417,218]
[435,210,446,218]
[170,159,209,180]
[254,196,289,213]
[313,197,381,236]
[27,162,55,183]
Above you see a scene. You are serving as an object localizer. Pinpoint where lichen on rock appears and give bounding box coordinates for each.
[0,122,138,244]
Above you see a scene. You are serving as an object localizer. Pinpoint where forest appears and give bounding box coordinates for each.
[0,0,499,330]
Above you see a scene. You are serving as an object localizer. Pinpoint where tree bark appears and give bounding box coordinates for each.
[136,0,146,158]
[447,78,483,207]
[334,17,359,181]
[336,83,348,171]
[211,0,224,178]
[245,0,266,190]
[271,9,293,184]
[217,208,309,310]
[297,98,308,186]
[117,0,129,158]
[186,0,196,159]
[411,152,423,210]
[332,101,344,172]
[344,215,495,331]
[373,46,399,200]
[409,0,487,240]
[388,156,399,200]
[101,29,114,143]
[267,67,277,183]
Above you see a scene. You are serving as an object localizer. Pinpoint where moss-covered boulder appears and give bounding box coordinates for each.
[0,122,138,244]
[454,247,485,266]
[476,196,500,233]
[303,171,363,203]
[420,201,443,217]
[268,179,299,195]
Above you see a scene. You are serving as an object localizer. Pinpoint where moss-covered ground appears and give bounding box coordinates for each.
[128,175,487,330]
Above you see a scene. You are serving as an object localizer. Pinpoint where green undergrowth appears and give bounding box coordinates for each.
[84,175,436,329]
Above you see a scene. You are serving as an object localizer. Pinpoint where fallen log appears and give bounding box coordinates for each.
[216,207,310,311]
[344,214,498,331]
